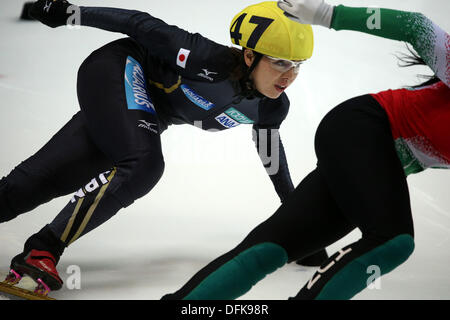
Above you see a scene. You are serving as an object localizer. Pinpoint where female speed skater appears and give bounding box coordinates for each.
[0,0,327,293]
[162,0,450,300]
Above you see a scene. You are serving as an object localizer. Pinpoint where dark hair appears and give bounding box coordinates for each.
[397,45,441,88]
[229,47,248,80]
[228,47,264,99]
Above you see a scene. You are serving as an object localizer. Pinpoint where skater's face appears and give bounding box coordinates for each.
[244,49,300,99]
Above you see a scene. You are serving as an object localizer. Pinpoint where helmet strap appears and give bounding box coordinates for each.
[238,50,264,100]
[246,51,263,79]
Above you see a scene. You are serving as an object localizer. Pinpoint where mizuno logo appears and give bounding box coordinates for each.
[138,120,158,134]
[43,1,52,12]
[202,69,218,76]
[197,69,218,82]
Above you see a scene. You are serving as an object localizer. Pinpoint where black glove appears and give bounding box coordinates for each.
[29,0,75,28]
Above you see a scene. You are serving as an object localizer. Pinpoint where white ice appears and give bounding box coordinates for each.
[0,0,449,300]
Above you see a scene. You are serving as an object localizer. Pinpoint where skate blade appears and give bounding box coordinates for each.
[34,278,51,296]
[0,281,55,300]
[0,271,55,300]
[4,269,22,285]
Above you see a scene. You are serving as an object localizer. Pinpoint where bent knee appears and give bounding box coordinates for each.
[114,152,165,205]
[132,152,165,193]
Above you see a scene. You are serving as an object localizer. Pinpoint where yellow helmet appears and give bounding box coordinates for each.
[230,1,314,61]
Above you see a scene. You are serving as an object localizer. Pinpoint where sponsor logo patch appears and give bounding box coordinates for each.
[215,113,240,128]
[124,56,156,114]
[177,48,191,69]
[181,84,215,110]
[224,107,254,124]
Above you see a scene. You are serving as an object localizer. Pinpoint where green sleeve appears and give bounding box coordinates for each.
[330,5,425,42]
[330,5,449,86]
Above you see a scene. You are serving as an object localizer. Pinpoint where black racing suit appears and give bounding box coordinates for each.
[163,95,415,300]
[0,8,299,263]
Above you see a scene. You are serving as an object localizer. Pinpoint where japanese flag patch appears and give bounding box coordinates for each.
[176,48,191,69]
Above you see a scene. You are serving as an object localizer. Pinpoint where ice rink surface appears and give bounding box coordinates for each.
[0,0,449,300]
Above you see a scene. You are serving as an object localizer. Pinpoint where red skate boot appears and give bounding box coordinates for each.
[9,249,63,293]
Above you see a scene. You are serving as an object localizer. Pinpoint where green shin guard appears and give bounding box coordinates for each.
[316,234,415,300]
[184,242,288,300]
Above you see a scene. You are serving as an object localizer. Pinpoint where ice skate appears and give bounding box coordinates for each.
[0,268,55,300]
[7,250,63,294]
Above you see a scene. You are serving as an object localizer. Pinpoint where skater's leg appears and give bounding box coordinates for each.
[163,169,355,300]
[0,111,112,223]
[1,112,112,290]
[296,248,329,266]
[43,39,164,245]
[291,95,414,300]
[47,39,164,245]
[11,39,165,290]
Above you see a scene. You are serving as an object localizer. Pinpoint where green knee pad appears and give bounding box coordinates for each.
[316,234,415,300]
[184,242,288,300]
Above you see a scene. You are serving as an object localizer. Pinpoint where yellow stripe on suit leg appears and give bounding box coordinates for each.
[67,168,117,245]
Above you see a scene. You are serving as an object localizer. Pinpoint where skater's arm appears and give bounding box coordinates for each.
[278,1,449,87]
[330,5,449,87]
[29,1,235,80]
[253,95,295,203]
[253,128,295,202]
[78,7,235,80]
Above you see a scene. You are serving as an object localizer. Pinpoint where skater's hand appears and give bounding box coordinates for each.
[30,0,78,28]
[277,0,334,28]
